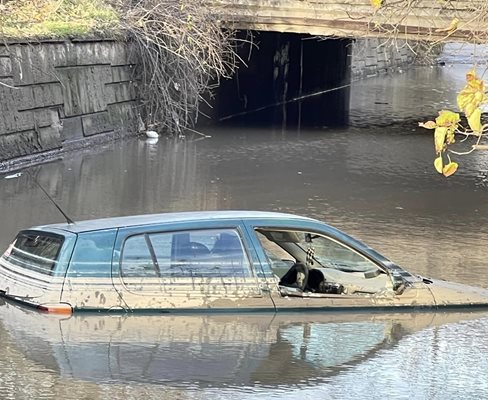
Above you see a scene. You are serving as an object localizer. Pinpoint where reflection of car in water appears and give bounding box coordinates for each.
[1,298,486,387]
[2,211,488,313]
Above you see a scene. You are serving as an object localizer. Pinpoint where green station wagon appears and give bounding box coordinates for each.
[1,211,488,314]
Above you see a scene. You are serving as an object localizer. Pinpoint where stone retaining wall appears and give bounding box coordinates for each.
[0,39,139,164]
[351,38,415,78]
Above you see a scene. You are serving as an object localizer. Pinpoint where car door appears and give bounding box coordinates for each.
[112,220,275,312]
[243,220,436,311]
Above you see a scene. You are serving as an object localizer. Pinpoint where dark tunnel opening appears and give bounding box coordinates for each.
[211,31,352,129]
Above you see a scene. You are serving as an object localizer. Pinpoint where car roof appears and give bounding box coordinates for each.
[33,211,316,234]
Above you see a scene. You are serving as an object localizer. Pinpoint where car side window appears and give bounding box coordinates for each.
[120,228,251,280]
[256,231,296,278]
[68,230,116,277]
[121,235,157,277]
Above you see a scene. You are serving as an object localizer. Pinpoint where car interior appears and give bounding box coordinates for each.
[256,229,394,297]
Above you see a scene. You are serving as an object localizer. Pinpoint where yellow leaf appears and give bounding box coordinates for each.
[466,69,478,82]
[442,162,458,177]
[435,18,459,33]
[457,95,469,111]
[419,121,437,129]
[370,0,382,9]
[435,110,460,128]
[457,69,486,117]
[464,102,476,118]
[474,91,485,103]
[467,107,482,134]
[434,127,448,153]
[434,156,443,174]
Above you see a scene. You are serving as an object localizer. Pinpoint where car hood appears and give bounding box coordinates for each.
[428,279,488,308]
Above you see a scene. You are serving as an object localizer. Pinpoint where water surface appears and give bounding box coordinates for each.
[1,65,488,398]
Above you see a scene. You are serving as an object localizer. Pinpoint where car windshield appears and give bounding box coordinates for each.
[297,233,379,273]
[1,231,64,275]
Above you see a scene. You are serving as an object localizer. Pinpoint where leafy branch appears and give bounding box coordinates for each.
[419,70,487,177]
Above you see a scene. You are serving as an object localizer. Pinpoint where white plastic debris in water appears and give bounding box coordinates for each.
[146,130,159,139]
[4,172,22,179]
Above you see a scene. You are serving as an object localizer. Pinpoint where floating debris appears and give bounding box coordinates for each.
[4,172,22,180]
[146,130,159,139]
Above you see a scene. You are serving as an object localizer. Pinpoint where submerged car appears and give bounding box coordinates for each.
[1,210,488,314]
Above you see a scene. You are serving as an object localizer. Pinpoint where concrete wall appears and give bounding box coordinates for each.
[350,38,415,78]
[0,40,139,164]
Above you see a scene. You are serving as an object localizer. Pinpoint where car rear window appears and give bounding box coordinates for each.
[2,231,64,275]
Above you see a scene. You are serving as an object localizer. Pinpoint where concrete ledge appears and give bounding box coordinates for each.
[0,128,136,173]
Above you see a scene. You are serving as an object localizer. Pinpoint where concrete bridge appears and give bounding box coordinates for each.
[208,0,487,128]
[213,0,487,43]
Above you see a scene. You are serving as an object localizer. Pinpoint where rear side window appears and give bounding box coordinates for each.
[2,231,64,275]
[67,230,117,277]
[121,228,251,279]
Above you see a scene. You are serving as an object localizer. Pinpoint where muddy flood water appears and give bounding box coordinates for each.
[1,65,488,399]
